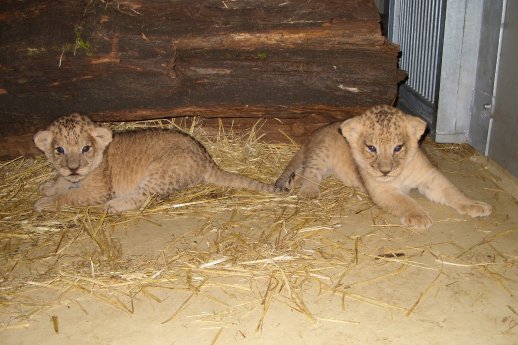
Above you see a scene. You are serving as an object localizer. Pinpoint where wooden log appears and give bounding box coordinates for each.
[0,0,402,159]
[1,46,400,127]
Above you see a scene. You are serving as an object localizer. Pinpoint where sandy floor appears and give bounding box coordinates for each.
[1,141,517,345]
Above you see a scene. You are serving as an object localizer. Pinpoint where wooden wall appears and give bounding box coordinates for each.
[0,0,403,159]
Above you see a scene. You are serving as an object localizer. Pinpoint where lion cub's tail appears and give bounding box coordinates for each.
[203,166,280,194]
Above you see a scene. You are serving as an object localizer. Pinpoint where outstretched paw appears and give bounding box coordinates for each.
[400,211,433,229]
[458,201,492,218]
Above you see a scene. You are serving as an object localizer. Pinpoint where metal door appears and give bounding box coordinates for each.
[487,0,518,177]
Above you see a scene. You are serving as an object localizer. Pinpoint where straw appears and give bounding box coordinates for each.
[0,116,514,333]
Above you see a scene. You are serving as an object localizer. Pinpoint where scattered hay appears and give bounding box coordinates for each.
[0,118,516,331]
[0,118,370,328]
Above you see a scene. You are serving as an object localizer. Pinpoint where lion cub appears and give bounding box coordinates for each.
[34,113,278,213]
[276,105,492,229]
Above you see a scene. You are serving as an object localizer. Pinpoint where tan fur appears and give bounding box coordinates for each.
[276,105,492,229]
[34,113,279,213]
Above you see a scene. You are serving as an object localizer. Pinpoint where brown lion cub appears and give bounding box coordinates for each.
[275,105,492,229]
[34,113,279,213]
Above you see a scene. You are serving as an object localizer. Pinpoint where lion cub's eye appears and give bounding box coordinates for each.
[366,145,377,153]
[55,147,65,154]
[393,144,404,153]
[82,145,91,154]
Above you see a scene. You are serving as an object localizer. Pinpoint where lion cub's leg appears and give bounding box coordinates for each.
[276,145,328,199]
[368,185,433,229]
[275,147,306,191]
[417,169,492,217]
[333,169,365,192]
[297,154,330,199]
[106,194,149,213]
[39,176,76,196]
[331,154,365,193]
[34,196,59,211]
[34,185,109,211]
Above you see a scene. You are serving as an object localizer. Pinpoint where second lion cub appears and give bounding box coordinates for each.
[275,105,492,229]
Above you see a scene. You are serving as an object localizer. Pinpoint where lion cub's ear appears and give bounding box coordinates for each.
[405,115,427,141]
[340,117,362,142]
[34,130,53,152]
[90,127,113,148]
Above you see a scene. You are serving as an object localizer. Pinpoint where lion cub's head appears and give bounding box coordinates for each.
[34,113,113,182]
[340,105,427,180]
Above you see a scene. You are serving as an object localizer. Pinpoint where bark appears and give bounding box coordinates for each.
[0,0,402,159]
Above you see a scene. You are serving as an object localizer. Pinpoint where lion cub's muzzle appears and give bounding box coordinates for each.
[377,156,394,177]
[63,169,85,182]
[61,156,87,181]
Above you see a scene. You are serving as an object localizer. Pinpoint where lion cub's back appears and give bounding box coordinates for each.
[304,122,352,164]
[105,129,212,193]
[111,129,207,158]
[307,121,344,146]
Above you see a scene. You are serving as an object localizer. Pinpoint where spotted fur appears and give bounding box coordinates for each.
[276,105,492,229]
[33,113,279,213]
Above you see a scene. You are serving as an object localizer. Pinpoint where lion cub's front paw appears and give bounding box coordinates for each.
[276,173,299,192]
[273,185,290,194]
[39,181,58,196]
[274,178,290,192]
[298,185,320,199]
[106,197,143,213]
[400,211,433,230]
[458,201,492,218]
[106,199,128,214]
[34,196,57,212]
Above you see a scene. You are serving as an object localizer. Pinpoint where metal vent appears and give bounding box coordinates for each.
[388,0,446,104]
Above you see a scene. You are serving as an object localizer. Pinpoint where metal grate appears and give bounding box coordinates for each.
[389,0,446,104]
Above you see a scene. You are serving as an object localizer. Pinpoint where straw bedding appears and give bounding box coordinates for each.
[0,118,516,331]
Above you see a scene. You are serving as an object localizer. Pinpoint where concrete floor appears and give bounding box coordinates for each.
[2,141,518,345]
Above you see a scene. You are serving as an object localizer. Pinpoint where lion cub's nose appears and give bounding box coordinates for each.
[68,162,80,174]
[378,162,393,175]
[67,159,80,172]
